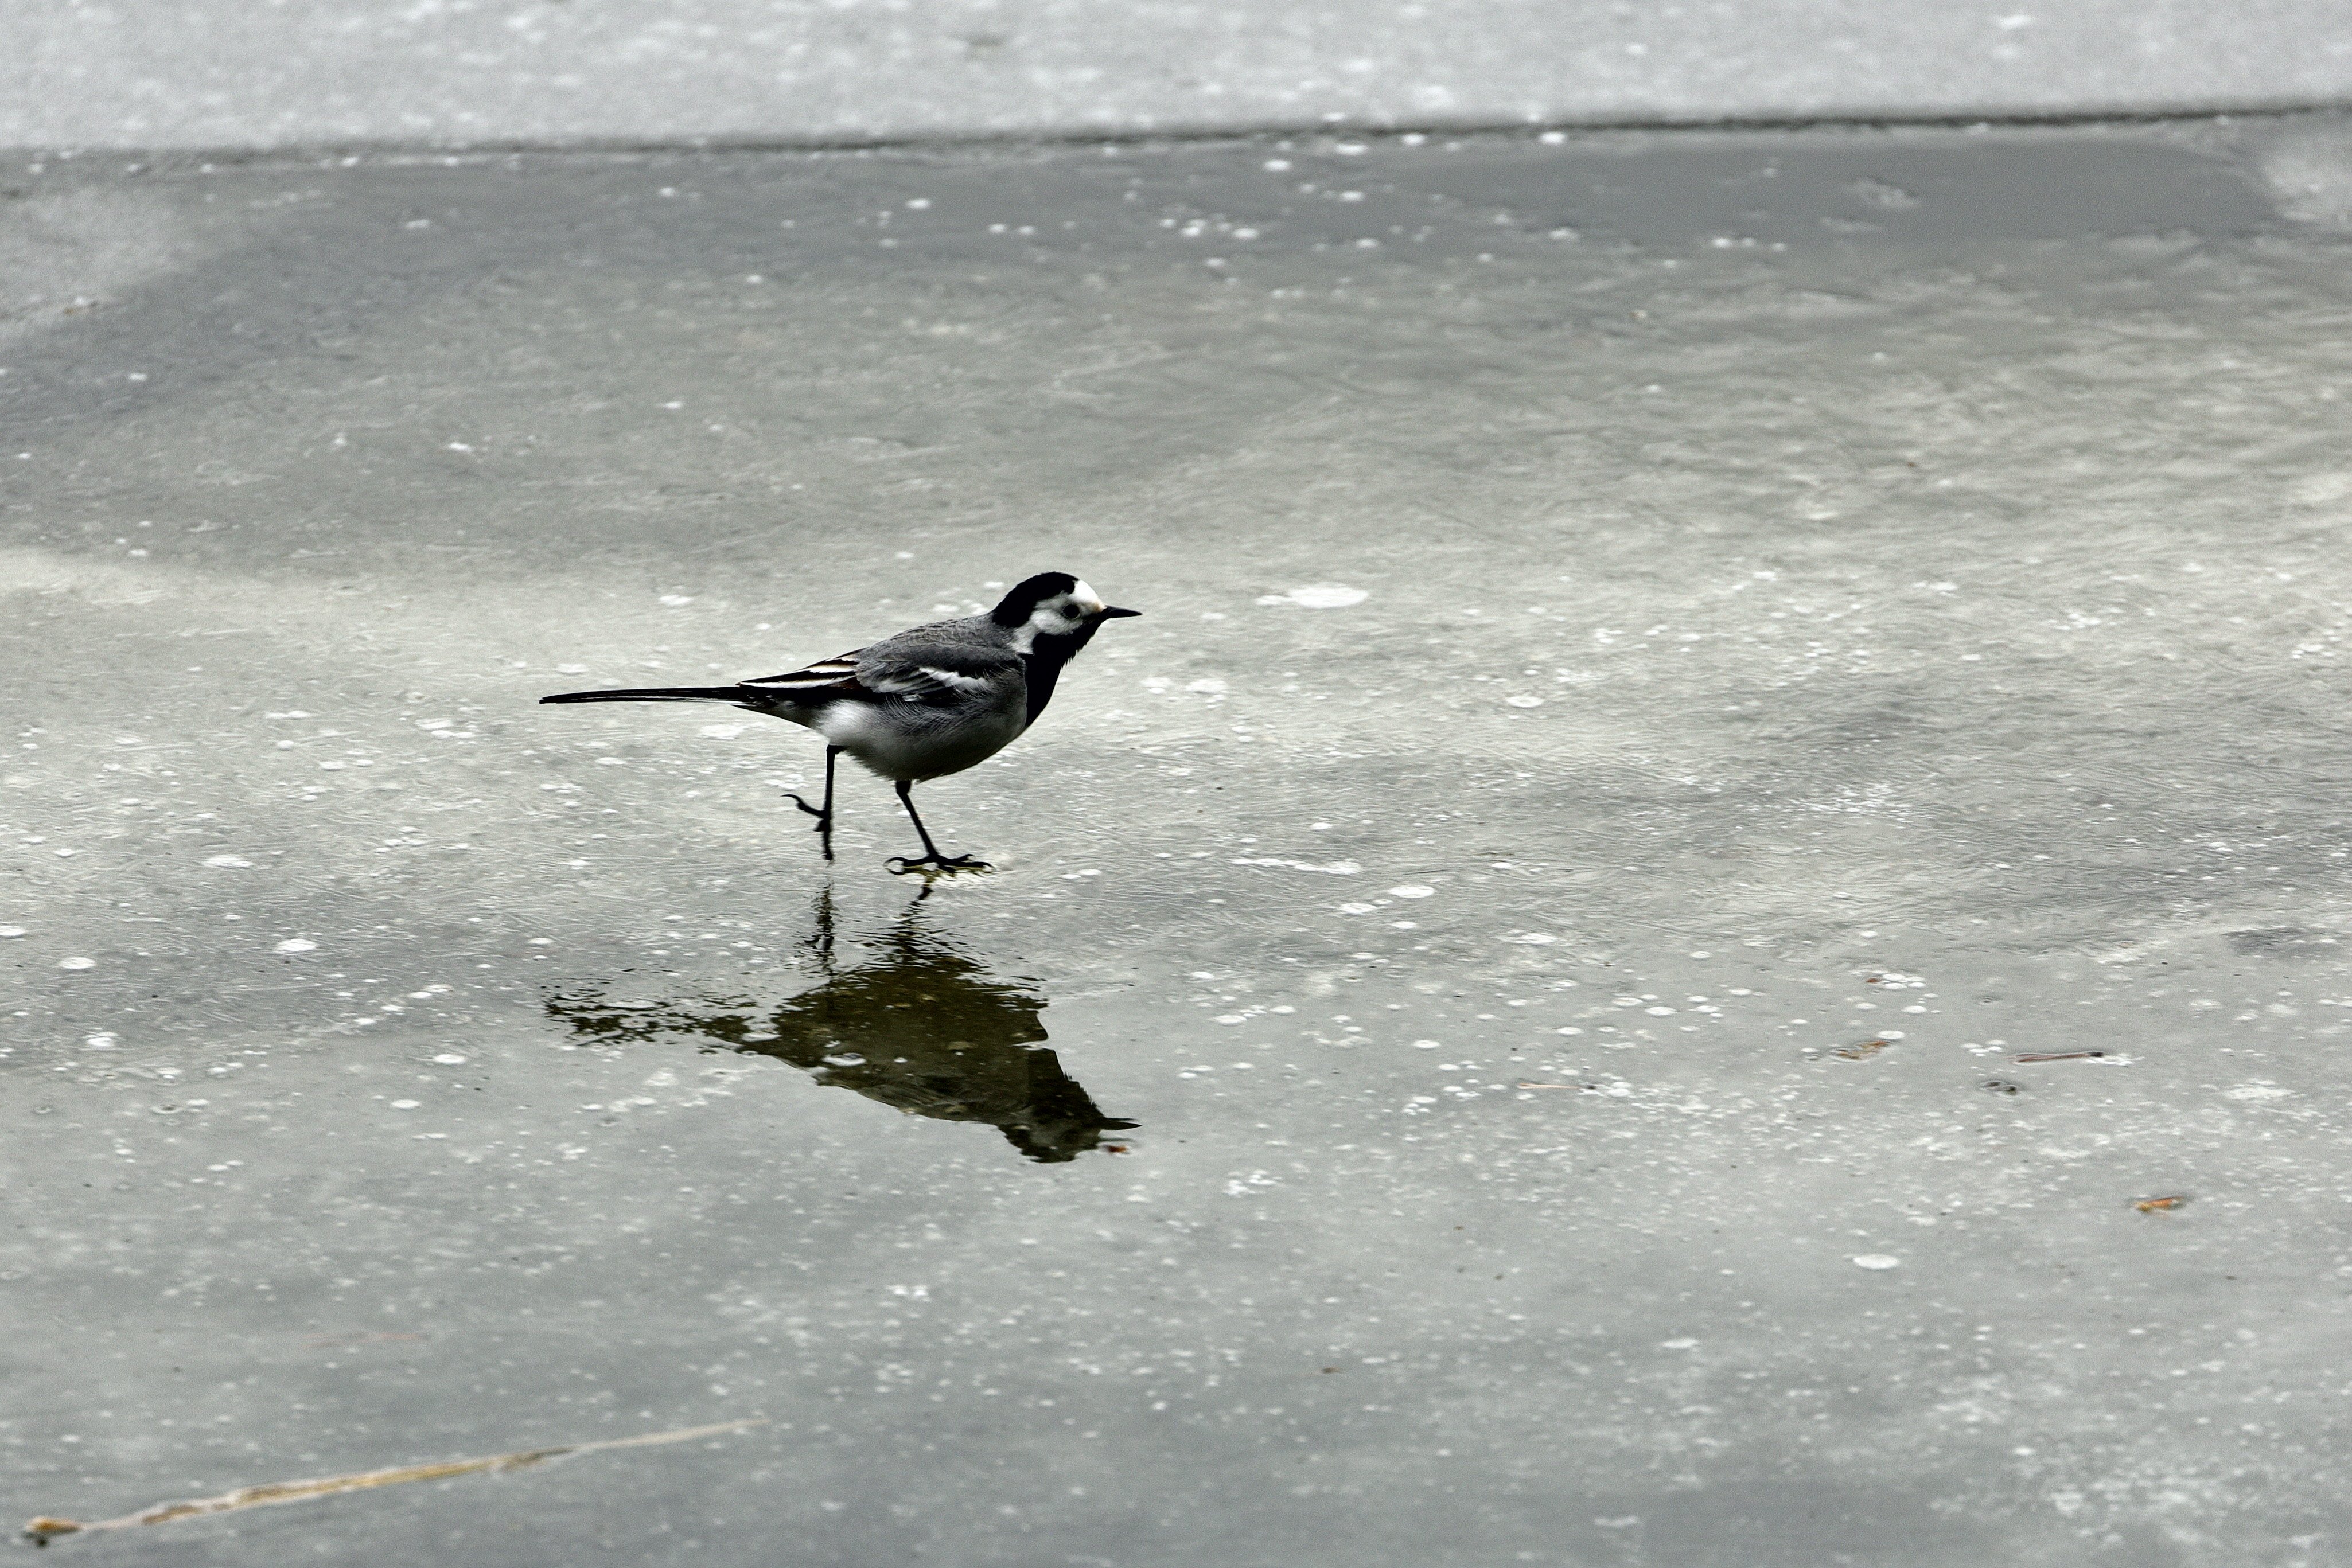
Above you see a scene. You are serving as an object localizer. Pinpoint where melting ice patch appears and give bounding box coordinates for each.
[2261,125,2352,231]
[1256,584,1368,609]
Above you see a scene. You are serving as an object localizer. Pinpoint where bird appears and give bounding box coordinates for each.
[539,572,1139,873]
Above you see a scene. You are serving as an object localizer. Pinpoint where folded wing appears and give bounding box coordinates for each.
[733,633,1022,708]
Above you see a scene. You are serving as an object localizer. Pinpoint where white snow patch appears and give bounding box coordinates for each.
[1257,583,1368,609]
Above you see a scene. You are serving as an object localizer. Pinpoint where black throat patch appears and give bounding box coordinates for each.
[1018,618,1107,727]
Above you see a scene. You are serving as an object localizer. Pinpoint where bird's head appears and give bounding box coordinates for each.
[991,572,1140,652]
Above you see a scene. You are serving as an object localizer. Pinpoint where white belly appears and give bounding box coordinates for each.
[811,696,1026,783]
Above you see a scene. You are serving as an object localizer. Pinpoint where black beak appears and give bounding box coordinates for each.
[1098,606,1142,619]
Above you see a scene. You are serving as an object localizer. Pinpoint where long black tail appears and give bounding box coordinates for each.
[540,685,745,705]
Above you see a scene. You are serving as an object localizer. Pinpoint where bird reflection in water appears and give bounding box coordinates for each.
[545,890,1137,1163]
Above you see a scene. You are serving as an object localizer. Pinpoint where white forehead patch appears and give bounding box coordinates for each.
[1070,579,1103,610]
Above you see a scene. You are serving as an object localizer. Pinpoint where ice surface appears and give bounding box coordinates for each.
[5,0,2352,150]
[6,120,2352,1564]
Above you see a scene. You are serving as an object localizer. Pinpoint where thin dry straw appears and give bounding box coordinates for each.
[24,1418,765,1545]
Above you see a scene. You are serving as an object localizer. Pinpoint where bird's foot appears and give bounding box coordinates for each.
[784,794,836,863]
[886,852,992,877]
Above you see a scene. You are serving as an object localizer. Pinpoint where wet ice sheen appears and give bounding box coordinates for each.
[7,120,2352,1565]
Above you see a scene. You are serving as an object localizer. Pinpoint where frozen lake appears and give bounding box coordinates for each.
[6,118,2352,1563]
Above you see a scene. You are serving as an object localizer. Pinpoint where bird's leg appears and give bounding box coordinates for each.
[803,884,839,971]
[885,779,990,874]
[784,746,840,862]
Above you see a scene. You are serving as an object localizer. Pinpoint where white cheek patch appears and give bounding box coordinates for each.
[1023,596,1088,642]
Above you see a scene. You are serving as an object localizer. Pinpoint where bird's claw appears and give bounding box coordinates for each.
[784,793,831,830]
[886,854,992,877]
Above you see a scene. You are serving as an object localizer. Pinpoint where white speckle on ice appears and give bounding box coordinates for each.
[1852,1254,1902,1270]
[389,1099,420,1110]
[0,925,25,937]
[1337,901,1378,915]
[1387,885,1434,898]
[59,957,95,970]
[1257,583,1368,609]
[2225,1083,2291,1101]
[659,594,694,607]
[83,1032,117,1050]
[699,724,747,739]
[1413,1040,1441,1050]
[1214,1014,1248,1025]
[1503,931,1558,945]
[275,939,317,954]
[1505,694,1544,707]
[556,663,589,675]
[1232,857,1361,875]
[433,1053,468,1064]
[204,854,253,868]
[1660,1337,1698,1349]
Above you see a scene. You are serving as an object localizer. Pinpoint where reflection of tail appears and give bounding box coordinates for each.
[540,686,743,704]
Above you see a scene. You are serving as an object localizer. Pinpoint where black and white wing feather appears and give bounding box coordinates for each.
[736,630,1022,708]
[854,638,1023,705]
[738,650,869,700]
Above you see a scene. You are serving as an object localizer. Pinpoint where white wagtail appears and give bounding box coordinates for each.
[541,572,1139,873]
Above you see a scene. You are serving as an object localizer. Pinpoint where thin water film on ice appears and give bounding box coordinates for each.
[5,118,2352,1565]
